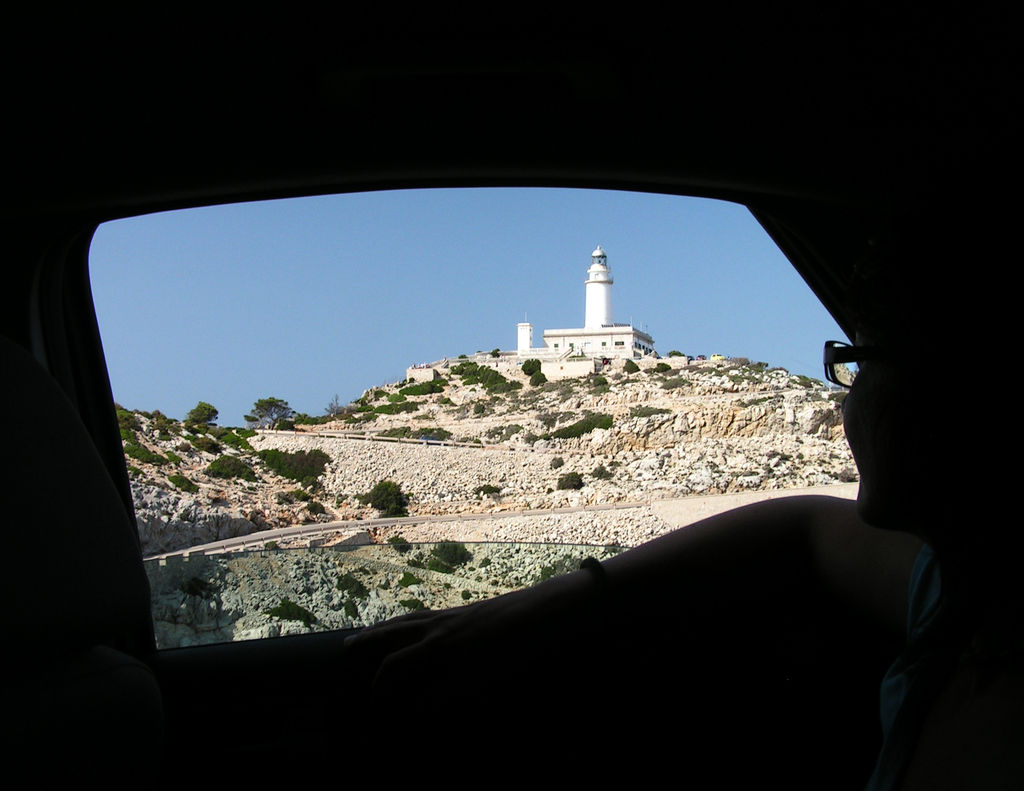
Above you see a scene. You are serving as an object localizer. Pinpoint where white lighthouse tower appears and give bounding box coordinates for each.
[584,244,613,328]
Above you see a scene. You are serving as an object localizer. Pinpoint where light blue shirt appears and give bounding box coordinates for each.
[865,544,943,790]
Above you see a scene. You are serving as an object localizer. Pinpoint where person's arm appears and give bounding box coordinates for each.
[345,495,923,675]
[599,495,923,635]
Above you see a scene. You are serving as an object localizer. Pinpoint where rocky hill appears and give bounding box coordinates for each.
[123,356,854,556]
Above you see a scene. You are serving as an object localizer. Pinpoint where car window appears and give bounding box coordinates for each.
[88,188,853,649]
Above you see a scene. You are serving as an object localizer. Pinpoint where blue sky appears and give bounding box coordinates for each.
[89,188,844,426]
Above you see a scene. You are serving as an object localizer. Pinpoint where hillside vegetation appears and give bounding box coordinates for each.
[123,355,853,555]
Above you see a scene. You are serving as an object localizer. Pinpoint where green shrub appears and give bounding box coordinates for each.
[266,598,316,627]
[257,448,330,486]
[591,375,608,387]
[521,359,542,376]
[125,443,167,466]
[592,464,613,480]
[387,393,407,403]
[484,424,523,442]
[623,359,640,373]
[630,405,671,418]
[550,413,613,439]
[557,472,585,490]
[432,542,472,567]
[180,577,214,598]
[461,590,472,601]
[344,600,359,619]
[236,428,257,439]
[337,572,369,599]
[388,535,412,553]
[116,408,141,432]
[474,484,501,497]
[662,377,688,390]
[550,456,564,469]
[668,350,685,357]
[400,598,425,611]
[264,541,279,550]
[399,379,447,396]
[185,401,218,427]
[360,480,409,517]
[373,402,419,415]
[451,361,519,392]
[490,348,500,358]
[654,362,672,373]
[191,435,222,454]
[473,403,486,416]
[398,572,421,587]
[205,455,257,481]
[529,371,547,386]
[168,474,199,493]
[306,500,326,515]
[219,431,253,451]
[164,450,182,465]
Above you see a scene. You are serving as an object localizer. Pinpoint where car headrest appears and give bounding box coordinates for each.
[0,335,151,660]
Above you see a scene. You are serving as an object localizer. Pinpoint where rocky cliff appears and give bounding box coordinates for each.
[123,356,854,555]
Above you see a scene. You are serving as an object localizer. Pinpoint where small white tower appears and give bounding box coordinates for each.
[517,322,533,353]
[584,244,613,329]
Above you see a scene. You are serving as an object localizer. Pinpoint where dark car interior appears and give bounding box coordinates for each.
[3,15,1014,782]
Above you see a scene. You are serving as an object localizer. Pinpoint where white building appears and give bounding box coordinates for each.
[518,245,656,360]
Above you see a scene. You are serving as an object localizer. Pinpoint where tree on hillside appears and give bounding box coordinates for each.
[245,397,295,429]
[521,358,541,376]
[185,401,218,426]
[325,393,345,417]
[360,480,409,517]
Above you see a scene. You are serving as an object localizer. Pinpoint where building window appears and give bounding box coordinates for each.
[601,342,607,347]
[553,343,559,348]
[614,341,624,346]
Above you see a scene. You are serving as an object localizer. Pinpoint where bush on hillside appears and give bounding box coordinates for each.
[257,448,330,486]
[550,413,613,439]
[219,431,253,451]
[557,472,584,490]
[206,455,257,481]
[388,535,412,553]
[125,443,168,466]
[337,572,369,599]
[117,409,141,433]
[374,402,419,415]
[399,379,447,396]
[168,474,198,493]
[629,405,670,418]
[623,359,640,374]
[428,541,472,573]
[360,480,409,517]
[654,362,672,373]
[530,371,547,386]
[191,435,222,454]
[521,359,542,376]
[266,598,316,627]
